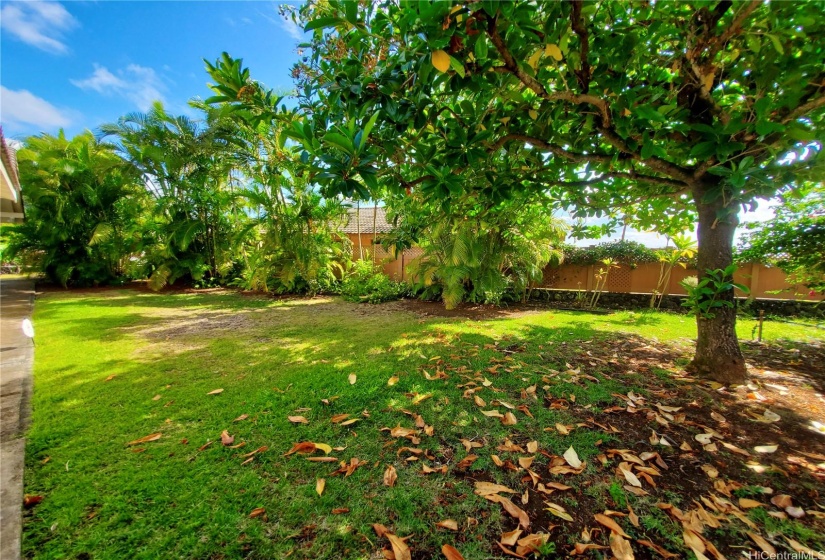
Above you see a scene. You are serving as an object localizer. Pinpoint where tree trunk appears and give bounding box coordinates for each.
[356,200,363,260]
[689,183,748,384]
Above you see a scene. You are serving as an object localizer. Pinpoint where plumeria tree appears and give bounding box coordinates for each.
[289,0,824,383]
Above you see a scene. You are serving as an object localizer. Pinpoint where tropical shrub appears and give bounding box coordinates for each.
[5,131,145,287]
[737,189,825,292]
[561,241,659,267]
[238,187,351,294]
[202,54,352,295]
[387,193,567,309]
[100,102,241,290]
[340,259,408,303]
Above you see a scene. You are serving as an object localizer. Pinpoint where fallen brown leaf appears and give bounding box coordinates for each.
[435,519,458,531]
[248,507,266,518]
[387,533,411,560]
[455,455,478,470]
[288,416,309,424]
[207,388,224,395]
[594,513,629,538]
[284,441,317,456]
[23,495,43,508]
[500,528,522,546]
[747,532,776,555]
[474,481,517,496]
[316,478,325,496]
[127,433,162,446]
[220,430,234,446]
[441,544,464,560]
[563,446,582,468]
[609,532,634,560]
[384,465,398,487]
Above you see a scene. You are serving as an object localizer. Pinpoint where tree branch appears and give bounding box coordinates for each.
[706,0,762,61]
[491,133,615,164]
[483,11,611,127]
[598,128,696,184]
[783,94,825,124]
[568,0,592,93]
[493,134,691,190]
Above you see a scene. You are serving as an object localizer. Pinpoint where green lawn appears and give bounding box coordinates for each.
[23,290,825,559]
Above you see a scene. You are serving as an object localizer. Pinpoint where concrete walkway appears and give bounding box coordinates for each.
[0,278,35,560]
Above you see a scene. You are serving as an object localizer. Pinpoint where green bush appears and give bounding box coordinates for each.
[561,240,660,267]
[340,259,408,303]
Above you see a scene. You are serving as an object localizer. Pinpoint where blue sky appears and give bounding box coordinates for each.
[1,1,306,141]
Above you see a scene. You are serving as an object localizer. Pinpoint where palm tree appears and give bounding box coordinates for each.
[100,102,238,288]
[6,131,145,286]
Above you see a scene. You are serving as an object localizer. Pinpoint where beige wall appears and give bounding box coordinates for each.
[541,262,821,301]
[346,232,821,301]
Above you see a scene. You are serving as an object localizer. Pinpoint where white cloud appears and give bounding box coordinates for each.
[258,3,303,41]
[0,1,78,54]
[278,15,303,41]
[0,85,72,129]
[71,64,166,111]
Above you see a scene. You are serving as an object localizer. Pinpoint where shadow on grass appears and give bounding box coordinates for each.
[24,291,825,559]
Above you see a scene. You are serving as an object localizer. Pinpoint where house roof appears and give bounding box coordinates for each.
[0,128,21,191]
[342,206,393,234]
[0,127,25,221]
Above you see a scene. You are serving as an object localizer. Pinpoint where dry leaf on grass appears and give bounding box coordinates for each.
[474,481,517,496]
[754,445,778,454]
[739,498,764,509]
[500,529,522,546]
[207,388,224,395]
[620,467,642,487]
[288,416,309,424]
[487,494,530,529]
[747,532,776,555]
[436,519,458,531]
[563,446,582,468]
[594,513,629,538]
[23,495,43,508]
[771,494,793,509]
[545,503,573,522]
[441,544,464,559]
[348,373,357,385]
[574,543,608,554]
[609,532,635,560]
[127,433,162,446]
[316,478,325,496]
[233,414,248,422]
[220,430,234,446]
[384,465,398,487]
[387,376,399,386]
[460,439,483,452]
[248,507,266,518]
[455,455,479,470]
[386,533,411,560]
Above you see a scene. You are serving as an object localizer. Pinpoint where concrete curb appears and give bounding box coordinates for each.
[0,279,35,560]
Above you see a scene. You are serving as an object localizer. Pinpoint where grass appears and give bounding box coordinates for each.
[23,290,825,559]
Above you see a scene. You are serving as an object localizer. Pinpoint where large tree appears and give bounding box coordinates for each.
[290,0,824,383]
